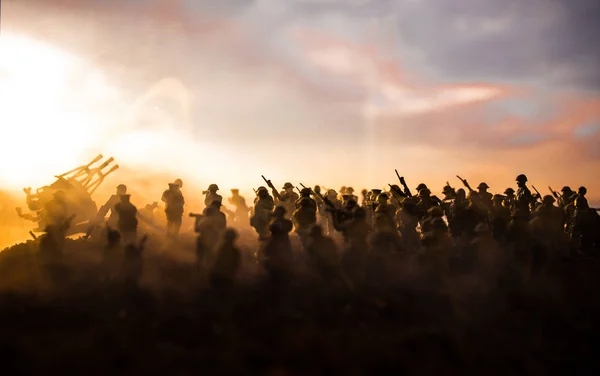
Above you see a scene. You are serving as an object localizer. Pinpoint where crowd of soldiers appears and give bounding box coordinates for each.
[33,172,600,289]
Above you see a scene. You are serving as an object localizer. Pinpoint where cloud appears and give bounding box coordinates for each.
[3,0,600,197]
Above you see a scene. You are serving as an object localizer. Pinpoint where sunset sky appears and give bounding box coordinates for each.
[1,0,599,199]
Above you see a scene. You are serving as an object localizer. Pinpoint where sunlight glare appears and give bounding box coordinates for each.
[0,33,119,191]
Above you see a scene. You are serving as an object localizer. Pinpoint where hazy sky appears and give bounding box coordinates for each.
[1,0,599,198]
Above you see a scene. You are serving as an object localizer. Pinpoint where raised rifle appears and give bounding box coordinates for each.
[456,175,474,192]
[395,169,412,197]
[549,186,562,199]
[388,183,406,199]
[302,183,336,212]
[261,175,283,201]
[531,185,542,201]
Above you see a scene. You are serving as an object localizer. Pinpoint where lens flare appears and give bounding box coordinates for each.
[0,33,120,191]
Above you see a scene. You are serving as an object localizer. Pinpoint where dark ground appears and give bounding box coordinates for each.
[0,236,599,375]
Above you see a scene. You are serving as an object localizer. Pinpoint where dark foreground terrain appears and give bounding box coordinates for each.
[0,235,599,375]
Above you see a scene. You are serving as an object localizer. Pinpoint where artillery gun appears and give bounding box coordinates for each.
[16,154,119,235]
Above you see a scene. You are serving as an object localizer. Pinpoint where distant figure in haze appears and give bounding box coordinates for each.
[228,189,249,225]
[477,182,493,210]
[345,187,358,203]
[515,174,535,216]
[120,236,148,288]
[43,190,69,227]
[503,188,516,211]
[490,194,510,242]
[196,200,227,267]
[203,184,222,208]
[306,225,341,283]
[278,182,299,219]
[263,206,294,283]
[295,188,317,211]
[162,181,185,238]
[250,187,275,240]
[94,184,128,229]
[293,197,317,247]
[210,228,241,289]
[114,194,138,245]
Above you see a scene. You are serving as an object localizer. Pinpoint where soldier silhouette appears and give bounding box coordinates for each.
[210,228,242,289]
[114,194,138,245]
[279,182,299,218]
[44,190,69,228]
[93,184,127,230]
[203,184,222,208]
[295,188,317,211]
[293,197,318,248]
[250,187,275,240]
[162,182,185,238]
[228,189,249,225]
[515,174,535,216]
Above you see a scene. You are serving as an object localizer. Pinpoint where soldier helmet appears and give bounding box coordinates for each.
[416,183,428,192]
[504,188,515,195]
[340,186,347,194]
[119,194,131,201]
[377,193,389,201]
[326,189,337,196]
[257,186,268,193]
[442,185,454,194]
[390,184,401,191]
[309,225,324,237]
[578,186,587,195]
[371,189,382,196]
[493,194,505,201]
[314,185,321,194]
[561,186,572,193]
[346,187,355,193]
[361,188,368,195]
[300,188,312,196]
[231,188,239,193]
[427,206,444,217]
[282,182,294,189]
[516,174,528,183]
[223,228,238,242]
[208,184,219,191]
[168,183,179,189]
[542,195,555,204]
[116,184,127,193]
[418,188,431,197]
[477,182,489,189]
[174,179,183,188]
